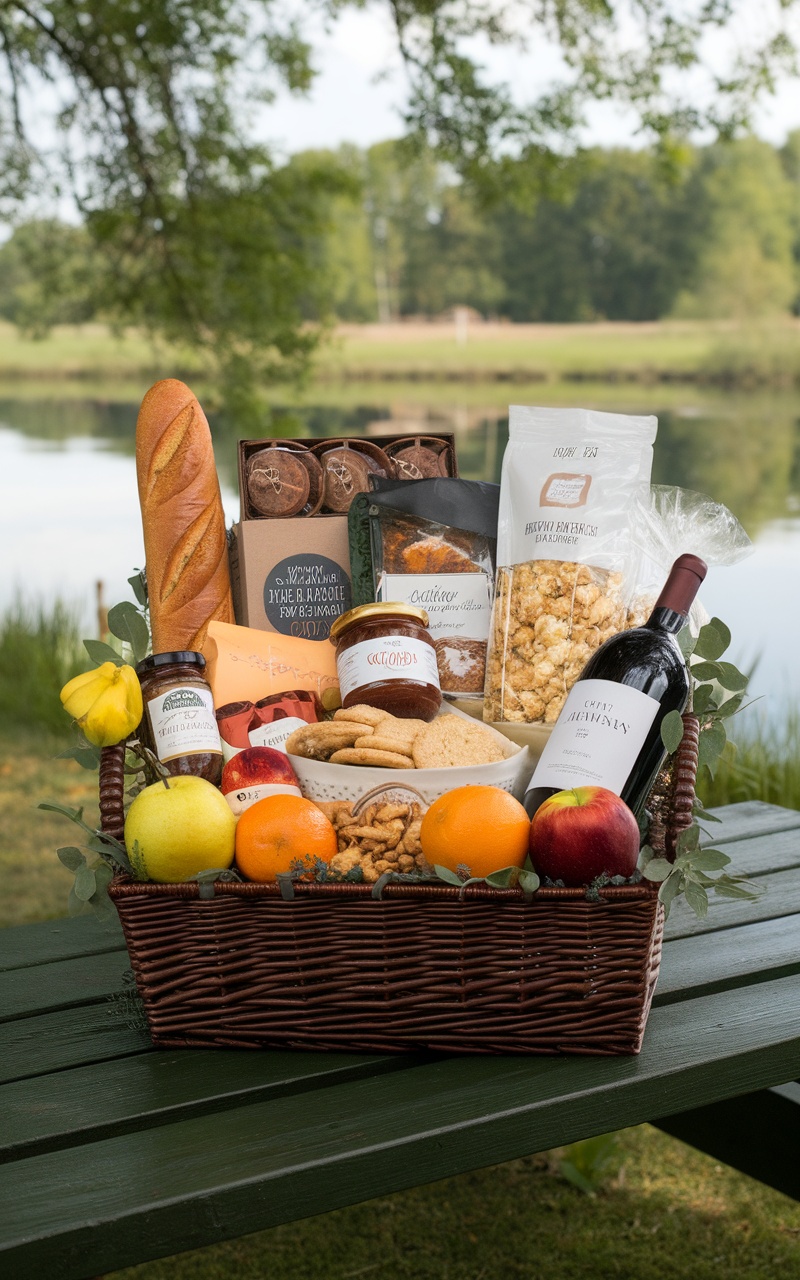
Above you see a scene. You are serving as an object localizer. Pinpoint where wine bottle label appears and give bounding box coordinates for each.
[529,678,660,795]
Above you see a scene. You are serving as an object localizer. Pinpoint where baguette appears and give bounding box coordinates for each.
[135,378,234,653]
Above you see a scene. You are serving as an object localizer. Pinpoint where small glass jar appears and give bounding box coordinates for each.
[330,603,442,721]
[136,652,224,786]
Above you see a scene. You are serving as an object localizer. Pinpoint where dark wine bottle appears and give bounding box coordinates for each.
[523,553,707,820]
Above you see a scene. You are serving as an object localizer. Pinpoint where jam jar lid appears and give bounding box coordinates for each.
[329,601,430,642]
[136,651,207,675]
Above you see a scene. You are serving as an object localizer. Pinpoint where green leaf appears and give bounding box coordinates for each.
[689,660,722,681]
[518,869,540,894]
[94,863,114,893]
[676,823,700,854]
[67,885,88,917]
[84,639,125,667]
[691,685,718,715]
[107,602,149,663]
[689,848,731,871]
[698,722,727,772]
[715,662,748,693]
[638,844,655,870]
[660,709,685,754]
[484,866,520,888]
[694,620,730,661]
[713,878,762,900]
[715,693,745,718]
[642,857,673,882]
[677,626,696,659]
[693,805,722,824]
[74,865,97,902]
[38,800,84,823]
[684,880,709,919]
[658,872,682,912]
[57,846,86,871]
[128,572,148,608]
[433,865,465,887]
[54,744,102,771]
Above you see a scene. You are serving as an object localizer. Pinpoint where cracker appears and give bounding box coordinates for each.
[329,747,416,769]
[333,704,388,728]
[354,734,414,756]
[285,722,367,760]
[412,716,506,769]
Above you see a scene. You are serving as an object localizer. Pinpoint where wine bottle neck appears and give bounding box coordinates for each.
[651,553,707,619]
[645,606,687,635]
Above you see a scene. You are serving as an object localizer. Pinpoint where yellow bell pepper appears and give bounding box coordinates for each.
[60,662,143,747]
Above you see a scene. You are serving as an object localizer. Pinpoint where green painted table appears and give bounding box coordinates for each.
[2,800,799,1279]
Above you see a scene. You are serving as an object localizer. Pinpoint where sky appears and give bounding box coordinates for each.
[260,4,800,160]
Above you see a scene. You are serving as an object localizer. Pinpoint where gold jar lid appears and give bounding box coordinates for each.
[329,601,430,641]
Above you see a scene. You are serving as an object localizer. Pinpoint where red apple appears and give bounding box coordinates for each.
[528,787,640,886]
[221,747,302,817]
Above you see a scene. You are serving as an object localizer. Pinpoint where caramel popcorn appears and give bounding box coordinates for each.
[484,559,631,724]
[315,800,431,883]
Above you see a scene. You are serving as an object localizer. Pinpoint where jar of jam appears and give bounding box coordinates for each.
[329,603,442,721]
[136,652,224,785]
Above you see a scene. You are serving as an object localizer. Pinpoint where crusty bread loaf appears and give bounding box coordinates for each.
[135,378,234,653]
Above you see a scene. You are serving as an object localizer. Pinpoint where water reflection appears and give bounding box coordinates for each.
[2,388,798,716]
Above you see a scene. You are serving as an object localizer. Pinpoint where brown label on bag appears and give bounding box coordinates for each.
[539,473,592,508]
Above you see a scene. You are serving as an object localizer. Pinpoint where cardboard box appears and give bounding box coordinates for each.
[229,516,353,645]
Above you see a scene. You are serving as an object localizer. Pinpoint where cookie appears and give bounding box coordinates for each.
[412,716,506,769]
[329,747,416,769]
[285,722,369,760]
[334,704,388,728]
[378,717,429,742]
[354,734,415,756]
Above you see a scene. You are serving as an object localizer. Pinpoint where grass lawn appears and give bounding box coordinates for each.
[2,318,799,391]
[109,1125,800,1280]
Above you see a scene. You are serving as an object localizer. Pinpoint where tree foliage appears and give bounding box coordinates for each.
[0,2,799,406]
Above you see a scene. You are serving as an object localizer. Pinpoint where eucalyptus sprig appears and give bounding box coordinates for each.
[641,615,761,919]
[37,801,133,922]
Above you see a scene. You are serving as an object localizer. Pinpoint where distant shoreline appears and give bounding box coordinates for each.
[0,318,798,391]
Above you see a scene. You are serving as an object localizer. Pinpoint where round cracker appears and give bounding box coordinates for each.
[333,704,388,728]
[329,747,417,769]
[412,716,506,769]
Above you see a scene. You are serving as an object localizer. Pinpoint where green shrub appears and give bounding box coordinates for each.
[698,708,800,811]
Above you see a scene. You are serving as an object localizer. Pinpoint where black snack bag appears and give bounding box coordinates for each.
[349,478,500,698]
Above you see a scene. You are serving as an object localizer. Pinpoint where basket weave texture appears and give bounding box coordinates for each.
[104,716,698,1057]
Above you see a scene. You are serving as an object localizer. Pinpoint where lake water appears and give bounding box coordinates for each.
[2,388,798,721]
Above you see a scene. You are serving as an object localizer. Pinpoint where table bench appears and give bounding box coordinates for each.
[2,799,799,1279]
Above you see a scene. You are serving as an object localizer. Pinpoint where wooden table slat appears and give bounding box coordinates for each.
[0,916,124,973]
[2,971,799,1279]
[656,912,800,1003]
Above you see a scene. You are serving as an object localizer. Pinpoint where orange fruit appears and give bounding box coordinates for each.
[234,794,338,882]
[420,785,531,880]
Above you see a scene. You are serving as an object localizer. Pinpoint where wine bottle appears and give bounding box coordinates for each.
[523,553,707,820]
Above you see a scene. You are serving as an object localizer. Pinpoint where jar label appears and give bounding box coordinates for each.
[378,573,492,641]
[248,716,308,753]
[224,782,302,817]
[147,686,222,762]
[528,678,659,794]
[337,635,441,700]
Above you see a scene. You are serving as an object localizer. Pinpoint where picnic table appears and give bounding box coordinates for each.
[2,799,799,1279]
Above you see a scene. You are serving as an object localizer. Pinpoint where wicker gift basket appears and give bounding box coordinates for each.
[102,714,699,1057]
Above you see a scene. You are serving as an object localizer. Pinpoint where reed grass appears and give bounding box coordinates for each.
[699,709,800,810]
[0,596,88,736]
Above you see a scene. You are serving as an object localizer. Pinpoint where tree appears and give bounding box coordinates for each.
[672,137,797,318]
[0,2,798,407]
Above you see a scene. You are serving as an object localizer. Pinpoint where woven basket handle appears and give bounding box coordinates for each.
[647,712,700,862]
[99,742,127,845]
